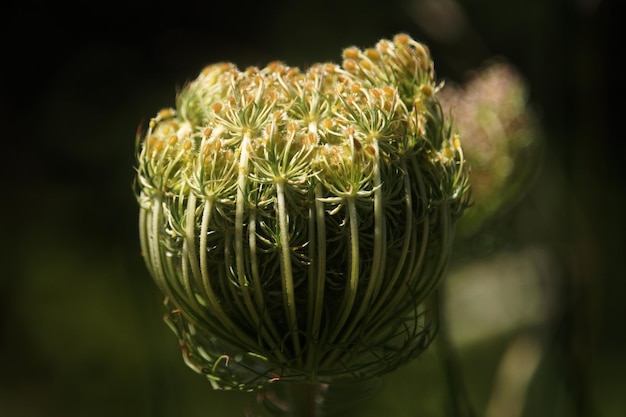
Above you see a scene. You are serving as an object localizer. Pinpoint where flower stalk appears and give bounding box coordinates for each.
[134,33,470,403]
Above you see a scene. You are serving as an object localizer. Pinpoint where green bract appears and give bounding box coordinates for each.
[135,34,470,391]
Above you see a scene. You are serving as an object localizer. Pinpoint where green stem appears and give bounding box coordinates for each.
[276,178,301,358]
[261,383,323,417]
[260,380,383,417]
[249,206,285,358]
[193,195,257,348]
[326,196,360,345]
[286,383,320,417]
[369,157,412,316]
[305,184,327,371]
[340,138,385,339]
[365,158,429,335]
[235,132,257,325]
[148,193,168,295]
[437,292,476,417]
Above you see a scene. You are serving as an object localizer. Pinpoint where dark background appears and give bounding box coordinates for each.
[1,0,623,416]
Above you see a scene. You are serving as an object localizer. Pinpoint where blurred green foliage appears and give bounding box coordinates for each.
[2,0,622,416]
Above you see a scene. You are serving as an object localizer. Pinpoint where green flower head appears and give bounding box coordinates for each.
[135,34,470,391]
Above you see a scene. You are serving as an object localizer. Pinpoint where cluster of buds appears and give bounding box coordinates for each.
[438,61,542,239]
[135,34,470,391]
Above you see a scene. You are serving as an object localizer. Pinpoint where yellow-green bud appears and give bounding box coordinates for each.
[134,33,470,391]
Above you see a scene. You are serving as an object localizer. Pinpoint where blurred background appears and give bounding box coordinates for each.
[1,0,622,416]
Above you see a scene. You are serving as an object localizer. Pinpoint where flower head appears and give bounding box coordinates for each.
[438,60,542,239]
[135,34,470,391]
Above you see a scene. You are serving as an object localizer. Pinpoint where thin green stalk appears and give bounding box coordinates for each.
[368,158,430,329]
[192,194,247,343]
[276,177,302,359]
[305,184,327,372]
[181,192,203,311]
[414,204,451,301]
[248,206,285,355]
[235,132,258,325]
[437,291,476,417]
[148,194,168,295]
[369,157,412,316]
[138,201,152,275]
[340,139,386,338]
[285,383,320,417]
[261,383,322,417]
[326,196,360,346]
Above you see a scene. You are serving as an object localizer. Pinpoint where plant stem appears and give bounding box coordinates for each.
[260,379,383,417]
[261,383,322,417]
[437,290,476,417]
[285,383,320,417]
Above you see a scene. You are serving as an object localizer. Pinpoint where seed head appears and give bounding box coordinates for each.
[135,34,470,391]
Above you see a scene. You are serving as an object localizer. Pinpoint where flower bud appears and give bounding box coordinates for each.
[134,34,470,391]
[438,60,543,239]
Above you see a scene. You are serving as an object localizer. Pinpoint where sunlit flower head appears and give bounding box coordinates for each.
[135,33,470,391]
